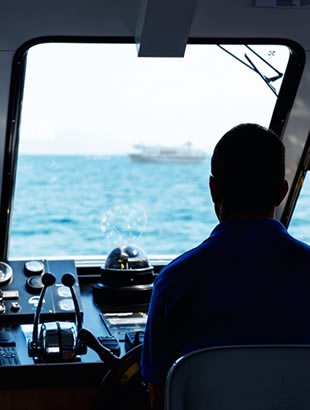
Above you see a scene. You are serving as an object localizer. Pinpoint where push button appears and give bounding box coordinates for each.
[11,302,21,312]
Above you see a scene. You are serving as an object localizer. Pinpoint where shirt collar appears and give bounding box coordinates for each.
[209,218,287,238]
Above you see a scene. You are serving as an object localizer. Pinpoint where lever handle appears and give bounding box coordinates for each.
[62,272,83,332]
[32,272,56,348]
[79,328,119,365]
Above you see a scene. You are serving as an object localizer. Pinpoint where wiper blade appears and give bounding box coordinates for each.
[245,45,283,79]
[244,54,277,96]
[217,44,283,97]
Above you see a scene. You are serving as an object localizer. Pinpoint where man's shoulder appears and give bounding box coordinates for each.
[274,219,310,250]
[288,234,310,249]
[154,238,215,291]
[165,240,211,268]
[284,231,310,258]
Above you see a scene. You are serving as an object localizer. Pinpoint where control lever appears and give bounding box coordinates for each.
[82,328,147,410]
[28,272,86,361]
[61,273,82,333]
[29,272,56,355]
[79,328,119,366]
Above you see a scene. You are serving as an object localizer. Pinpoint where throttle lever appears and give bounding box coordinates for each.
[79,328,119,365]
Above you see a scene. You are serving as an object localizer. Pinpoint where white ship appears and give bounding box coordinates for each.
[129,142,207,163]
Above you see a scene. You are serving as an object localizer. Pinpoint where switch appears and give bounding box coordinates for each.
[10,302,21,312]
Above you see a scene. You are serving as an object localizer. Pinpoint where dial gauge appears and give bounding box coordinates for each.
[0,262,13,285]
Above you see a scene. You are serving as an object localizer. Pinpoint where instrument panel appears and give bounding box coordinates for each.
[0,257,150,372]
[0,259,82,324]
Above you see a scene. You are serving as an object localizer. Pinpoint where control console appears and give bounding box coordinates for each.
[0,259,82,324]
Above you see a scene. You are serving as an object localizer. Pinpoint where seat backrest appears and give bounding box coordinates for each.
[164,345,310,410]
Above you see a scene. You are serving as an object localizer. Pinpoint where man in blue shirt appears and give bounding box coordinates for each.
[140,123,310,410]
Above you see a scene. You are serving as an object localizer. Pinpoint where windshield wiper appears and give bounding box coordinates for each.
[217,44,283,97]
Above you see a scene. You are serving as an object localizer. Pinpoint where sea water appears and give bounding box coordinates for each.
[9,155,310,259]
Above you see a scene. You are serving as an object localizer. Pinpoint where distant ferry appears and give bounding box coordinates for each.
[129,142,207,163]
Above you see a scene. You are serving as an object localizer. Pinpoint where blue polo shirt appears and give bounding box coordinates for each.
[141,218,310,384]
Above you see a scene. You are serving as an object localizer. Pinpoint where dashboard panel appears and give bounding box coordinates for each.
[0,258,154,389]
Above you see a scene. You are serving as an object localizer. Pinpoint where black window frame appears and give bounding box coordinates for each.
[0,36,305,261]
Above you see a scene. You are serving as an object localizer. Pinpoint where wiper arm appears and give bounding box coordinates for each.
[244,54,277,96]
[217,44,283,97]
[245,45,283,80]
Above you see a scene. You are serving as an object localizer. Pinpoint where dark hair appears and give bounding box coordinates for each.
[211,123,286,212]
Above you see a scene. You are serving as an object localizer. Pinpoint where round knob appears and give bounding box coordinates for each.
[41,272,56,287]
[26,276,44,294]
[61,273,76,287]
[11,302,21,312]
[24,260,44,277]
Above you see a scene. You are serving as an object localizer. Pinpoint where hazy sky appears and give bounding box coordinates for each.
[18,42,289,155]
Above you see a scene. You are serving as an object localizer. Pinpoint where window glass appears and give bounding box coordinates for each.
[288,173,310,244]
[9,43,291,258]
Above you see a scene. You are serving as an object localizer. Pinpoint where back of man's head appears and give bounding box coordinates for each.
[211,123,286,214]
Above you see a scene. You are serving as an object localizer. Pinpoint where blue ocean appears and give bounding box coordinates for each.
[9,155,310,259]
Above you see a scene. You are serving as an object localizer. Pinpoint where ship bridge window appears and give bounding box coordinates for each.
[7,41,303,260]
[288,173,310,243]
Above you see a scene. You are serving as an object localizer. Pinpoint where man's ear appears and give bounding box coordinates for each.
[209,175,222,204]
[275,179,289,206]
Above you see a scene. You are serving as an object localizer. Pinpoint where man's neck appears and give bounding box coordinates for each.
[219,207,275,223]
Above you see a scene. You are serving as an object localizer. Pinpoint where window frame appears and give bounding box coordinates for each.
[0,36,305,261]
